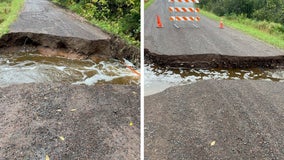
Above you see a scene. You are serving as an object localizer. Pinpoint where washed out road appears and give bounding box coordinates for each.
[145,0,284,67]
[0,0,140,64]
[0,0,140,159]
[145,80,284,159]
[0,0,112,57]
[145,1,284,159]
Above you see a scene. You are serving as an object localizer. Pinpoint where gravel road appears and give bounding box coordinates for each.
[145,0,284,57]
[145,80,284,159]
[0,83,140,159]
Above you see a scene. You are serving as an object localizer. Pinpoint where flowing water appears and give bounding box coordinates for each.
[0,52,140,87]
[145,64,284,96]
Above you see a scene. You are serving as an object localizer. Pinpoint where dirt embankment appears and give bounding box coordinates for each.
[0,32,140,66]
[110,35,140,66]
[0,83,140,159]
[145,49,284,69]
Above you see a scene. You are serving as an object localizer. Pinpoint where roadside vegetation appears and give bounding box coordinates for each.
[0,0,25,37]
[52,0,140,46]
[199,0,284,49]
[144,0,155,9]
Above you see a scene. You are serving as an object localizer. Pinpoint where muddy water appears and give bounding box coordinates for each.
[0,52,139,87]
[145,64,284,96]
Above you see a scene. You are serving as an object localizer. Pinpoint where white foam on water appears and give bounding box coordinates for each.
[74,74,117,85]
[74,62,139,85]
[235,72,242,75]
[145,65,196,96]
[0,54,139,86]
[54,66,67,71]
[266,70,284,80]
[145,65,284,96]
[243,72,251,80]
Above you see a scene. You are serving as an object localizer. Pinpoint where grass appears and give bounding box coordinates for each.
[145,0,155,9]
[0,0,25,37]
[90,19,139,46]
[52,0,139,47]
[201,10,284,49]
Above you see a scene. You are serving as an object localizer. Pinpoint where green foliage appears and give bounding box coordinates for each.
[119,5,140,40]
[200,0,284,40]
[226,14,284,35]
[201,10,284,49]
[52,0,140,45]
[145,0,155,9]
[199,0,284,24]
[0,0,25,36]
[0,2,10,22]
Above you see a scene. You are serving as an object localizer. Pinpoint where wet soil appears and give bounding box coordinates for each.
[0,33,140,66]
[0,83,140,159]
[145,80,284,159]
[145,49,284,69]
[0,32,110,56]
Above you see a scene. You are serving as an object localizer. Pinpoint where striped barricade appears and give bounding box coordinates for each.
[168,7,200,13]
[168,0,199,3]
[168,0,200,28]
[170,16,200,21]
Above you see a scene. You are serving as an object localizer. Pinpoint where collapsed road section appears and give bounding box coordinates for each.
[145,49,284,69]
[145,0,284,69]
[0,0,139,65]
[0,0,140,159]
[145,0,284,159]
[0,32,139,66]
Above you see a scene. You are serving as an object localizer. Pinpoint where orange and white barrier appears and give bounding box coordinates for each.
[168,0,199,3]
[168,7,200,13]
[170,16,200,21]
[168,0,200,28]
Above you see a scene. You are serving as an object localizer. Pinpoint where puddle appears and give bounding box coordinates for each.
[145,64,284,96]
[0,52,140,87]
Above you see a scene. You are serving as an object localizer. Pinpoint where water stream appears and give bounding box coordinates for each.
[145,64,284,96]
[0,52,140,87]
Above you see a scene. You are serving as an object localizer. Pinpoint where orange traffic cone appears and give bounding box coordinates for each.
[219,20,224,29]
[156,15,163,28]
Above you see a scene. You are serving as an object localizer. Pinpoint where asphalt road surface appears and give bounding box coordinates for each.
[0,83,139,159]
[10,0,110,40]
[2,0,141,63]
[145,0,284,57]
[145,80,284,159]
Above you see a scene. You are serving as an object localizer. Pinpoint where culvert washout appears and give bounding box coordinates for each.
[145,49,284,95]
[145,48,284,69]
[0,32,140,86]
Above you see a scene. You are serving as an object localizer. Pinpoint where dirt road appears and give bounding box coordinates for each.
[0,83,140,159]
[145,0,284,68]
[145,80,284,159]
